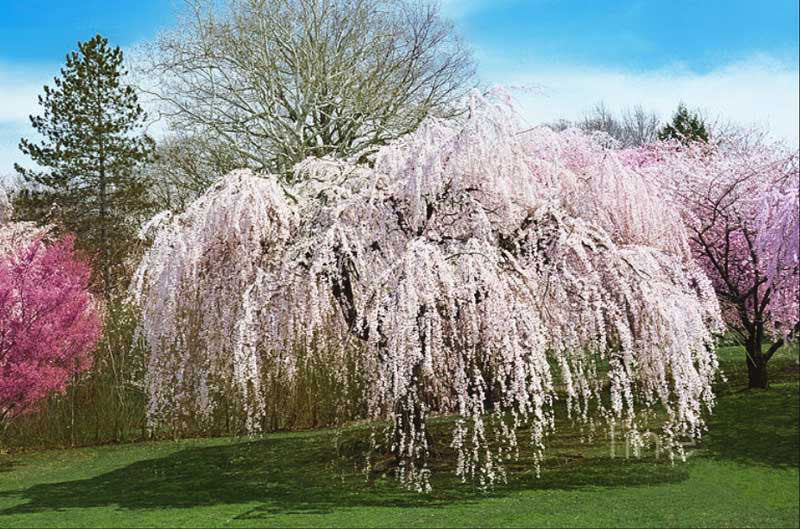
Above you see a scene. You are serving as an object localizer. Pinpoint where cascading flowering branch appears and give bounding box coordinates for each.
[131,173,294,431]
[0,207,102,425]
[628,136,798,388]
[133,90,723,491]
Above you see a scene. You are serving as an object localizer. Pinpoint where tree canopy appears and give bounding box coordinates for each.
[139,0,475,180]
[630,134,799,388]
[0,205,102,427]
[657,103,709,145]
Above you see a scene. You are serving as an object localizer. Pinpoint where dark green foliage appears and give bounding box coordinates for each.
[657,103,710,145]
[14,34,154,296]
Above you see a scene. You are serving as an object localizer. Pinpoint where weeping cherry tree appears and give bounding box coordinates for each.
[133,91,723,491]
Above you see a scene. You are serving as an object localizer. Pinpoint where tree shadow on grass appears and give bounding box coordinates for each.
[0,429,688,518]
[702,382,799,469]
[2,382,795,518]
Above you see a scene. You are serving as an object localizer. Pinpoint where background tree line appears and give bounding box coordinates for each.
[548,101,710,147]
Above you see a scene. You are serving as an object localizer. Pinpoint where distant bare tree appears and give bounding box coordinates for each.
[545,118,573,133]
[579,102,625,142]
[549,103,661,148]
[144,133,245,212]
[0,186,11,224]
[704,116,772,150]
[620,105,661,147]
[139,0,476,181]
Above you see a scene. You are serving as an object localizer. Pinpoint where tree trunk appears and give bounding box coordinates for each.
[745,342,768,389]
[99,165,109,298]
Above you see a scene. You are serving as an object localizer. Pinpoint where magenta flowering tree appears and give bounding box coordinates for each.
[631,136,799,388]
[134,91,723,491]
[0,225,102,427]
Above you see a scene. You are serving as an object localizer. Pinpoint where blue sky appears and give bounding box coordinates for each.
[0,1,175,62]
[1,0,798,179]
[450,0,798,73]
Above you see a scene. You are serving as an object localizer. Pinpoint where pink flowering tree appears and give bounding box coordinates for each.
[134,91,723,491]
[630,136,799,388]
[758,184,800,290]
[0,213,102,427]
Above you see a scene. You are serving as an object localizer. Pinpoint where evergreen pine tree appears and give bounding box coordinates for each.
[14,34,154,297]
[657,103,710,145]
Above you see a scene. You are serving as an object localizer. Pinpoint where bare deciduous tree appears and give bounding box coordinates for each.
[550,103,661,148]
[144,133,245,212]
[139,0,476,180]
[620,105,661,147]
[579,102,624,141]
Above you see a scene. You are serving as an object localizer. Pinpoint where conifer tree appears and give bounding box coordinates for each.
[657,103,710,144]
[14,34,154,296]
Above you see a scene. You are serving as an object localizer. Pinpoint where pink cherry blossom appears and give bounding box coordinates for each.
[629,133,799,387]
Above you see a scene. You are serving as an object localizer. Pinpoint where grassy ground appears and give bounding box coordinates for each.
[0,345,797,528]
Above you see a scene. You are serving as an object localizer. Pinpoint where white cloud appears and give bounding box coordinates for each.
[483,54,800,147]
[0,63,55,184]
[2,48,797,186]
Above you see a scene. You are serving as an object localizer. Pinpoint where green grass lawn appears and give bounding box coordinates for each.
[0,346,798,528]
